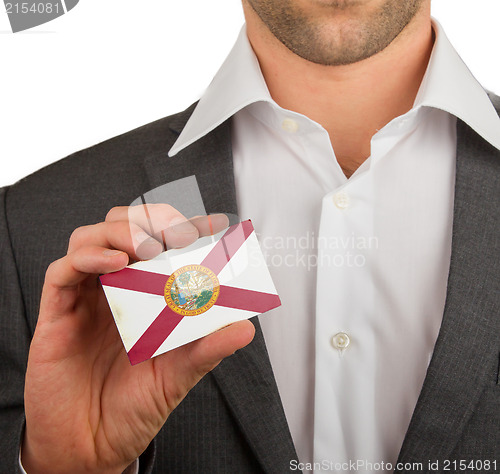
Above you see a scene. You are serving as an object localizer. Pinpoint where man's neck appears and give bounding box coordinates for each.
[244,5,434,178]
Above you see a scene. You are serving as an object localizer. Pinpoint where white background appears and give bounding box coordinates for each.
[1,0,499,187]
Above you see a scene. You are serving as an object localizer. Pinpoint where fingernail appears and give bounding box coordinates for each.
[103,249,123,257]
[170,217,197,234]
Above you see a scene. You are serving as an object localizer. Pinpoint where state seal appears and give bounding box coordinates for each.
[164,265,220,316]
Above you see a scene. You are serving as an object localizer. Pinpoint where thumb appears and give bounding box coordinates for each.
[154,320,255,406]
[185,319,256,373]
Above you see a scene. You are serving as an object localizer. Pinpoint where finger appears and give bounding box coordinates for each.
[106,204,199,250]
[156,320,255,401]
[106,206,231,247]
[67,221,164,261]
[41,246,129,318]
[187,319,255,371]
[159,213,230,249]
[188,214,230,237]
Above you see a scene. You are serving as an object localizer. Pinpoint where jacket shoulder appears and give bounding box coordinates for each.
[1,103,198,326]
[4,103,197,227]
[9,102,196,194]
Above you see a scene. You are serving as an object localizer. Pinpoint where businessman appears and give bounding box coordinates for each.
[1,0,499,472]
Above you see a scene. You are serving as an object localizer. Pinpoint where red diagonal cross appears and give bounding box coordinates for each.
[100,221,280,365]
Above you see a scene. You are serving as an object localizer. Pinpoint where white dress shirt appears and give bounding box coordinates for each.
[169,19,500,473]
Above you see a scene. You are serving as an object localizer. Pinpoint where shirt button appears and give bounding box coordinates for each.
[331,332,350,350]
[282,118,299,133]
[333,192,350,209]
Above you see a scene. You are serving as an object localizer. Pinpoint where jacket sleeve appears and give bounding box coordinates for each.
[0,186,32,474]
[0,186,158,473]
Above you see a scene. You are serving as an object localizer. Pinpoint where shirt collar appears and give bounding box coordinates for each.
[415,19,500,150]
[169,26,272,157]
[169,20,500,157]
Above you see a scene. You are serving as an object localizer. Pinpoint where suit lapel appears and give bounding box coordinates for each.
[142,109,298,472]
[211,322,299,473]
[143,105,238,218]
[396,119,500,467]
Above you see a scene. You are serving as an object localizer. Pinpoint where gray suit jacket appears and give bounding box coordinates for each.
[0,97,498,473]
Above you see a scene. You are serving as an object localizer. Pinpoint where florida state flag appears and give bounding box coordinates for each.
[100,220,281,365]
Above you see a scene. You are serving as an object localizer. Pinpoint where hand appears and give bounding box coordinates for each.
[22,205,255,474]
